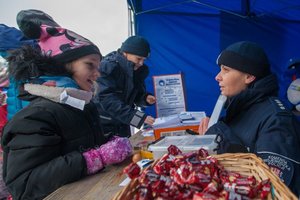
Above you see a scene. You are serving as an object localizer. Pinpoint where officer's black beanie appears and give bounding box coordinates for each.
[120,36,150,57]
[217,41,271,79]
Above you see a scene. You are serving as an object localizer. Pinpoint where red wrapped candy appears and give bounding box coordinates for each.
[198,148,209,158]
[134,186,153,200]
[139,169,160,187]
[168,144,182,156]
[123,162,141,179]
[234,176,256,186]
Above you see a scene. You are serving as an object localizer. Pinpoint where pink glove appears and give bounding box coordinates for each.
[83,136,132,175]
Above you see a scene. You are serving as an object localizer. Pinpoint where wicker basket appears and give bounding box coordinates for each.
[113,153,297,200]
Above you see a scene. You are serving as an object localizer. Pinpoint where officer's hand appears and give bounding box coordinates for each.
[144,116,155,126]
[146,95,156,105]
[198,117,210,135]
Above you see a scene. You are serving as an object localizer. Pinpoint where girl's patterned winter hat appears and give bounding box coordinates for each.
[16,9,102,64]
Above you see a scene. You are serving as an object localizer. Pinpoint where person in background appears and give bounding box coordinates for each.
[0,24,36,200]
[0,55,8,136]
[0,24,36,121]
[94,36,156,138]
[198,41,300,196]
[286,59,300,122]
[1,9,132,200]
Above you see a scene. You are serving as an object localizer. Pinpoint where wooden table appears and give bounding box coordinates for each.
[44,132,145,200]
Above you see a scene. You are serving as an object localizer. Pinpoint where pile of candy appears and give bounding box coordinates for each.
[123,145,271,200]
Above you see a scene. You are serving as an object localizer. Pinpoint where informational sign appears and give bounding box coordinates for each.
[153,73,186,117]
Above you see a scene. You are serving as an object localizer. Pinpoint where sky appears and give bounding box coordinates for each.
[0,0,129,55]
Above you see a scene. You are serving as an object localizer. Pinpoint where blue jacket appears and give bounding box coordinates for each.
[206,74,300,196]
[6,78,29,120]
[94,50,150,137]
[0,24,33,51]
[0,24,35,120]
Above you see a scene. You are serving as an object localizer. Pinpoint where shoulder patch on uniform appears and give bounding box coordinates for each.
[259,153,294,185]
[268,97,291,116]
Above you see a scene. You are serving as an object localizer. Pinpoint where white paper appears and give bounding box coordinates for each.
[119,177,131,186]
[180,111,206,124]
[153,111,206,129]
[153,114,180,128]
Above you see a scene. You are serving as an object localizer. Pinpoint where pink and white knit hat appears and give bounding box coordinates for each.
[17,9,101,64]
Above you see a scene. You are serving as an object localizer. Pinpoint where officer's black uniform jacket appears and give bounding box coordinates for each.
[95,51,150,137]
[206,74,300,196]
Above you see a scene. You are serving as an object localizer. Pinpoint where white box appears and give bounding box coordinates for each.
[148,135,217,160]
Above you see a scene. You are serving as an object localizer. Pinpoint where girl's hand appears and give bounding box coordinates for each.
[144,116,155,126]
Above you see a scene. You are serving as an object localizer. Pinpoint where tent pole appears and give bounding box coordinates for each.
[127,5,135,36]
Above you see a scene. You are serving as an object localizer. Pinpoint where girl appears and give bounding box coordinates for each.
[1,9,132,200]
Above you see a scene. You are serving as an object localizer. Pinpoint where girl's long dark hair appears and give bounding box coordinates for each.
[6,45,70,82]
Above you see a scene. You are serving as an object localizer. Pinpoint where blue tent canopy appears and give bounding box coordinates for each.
[127,0,300,116]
